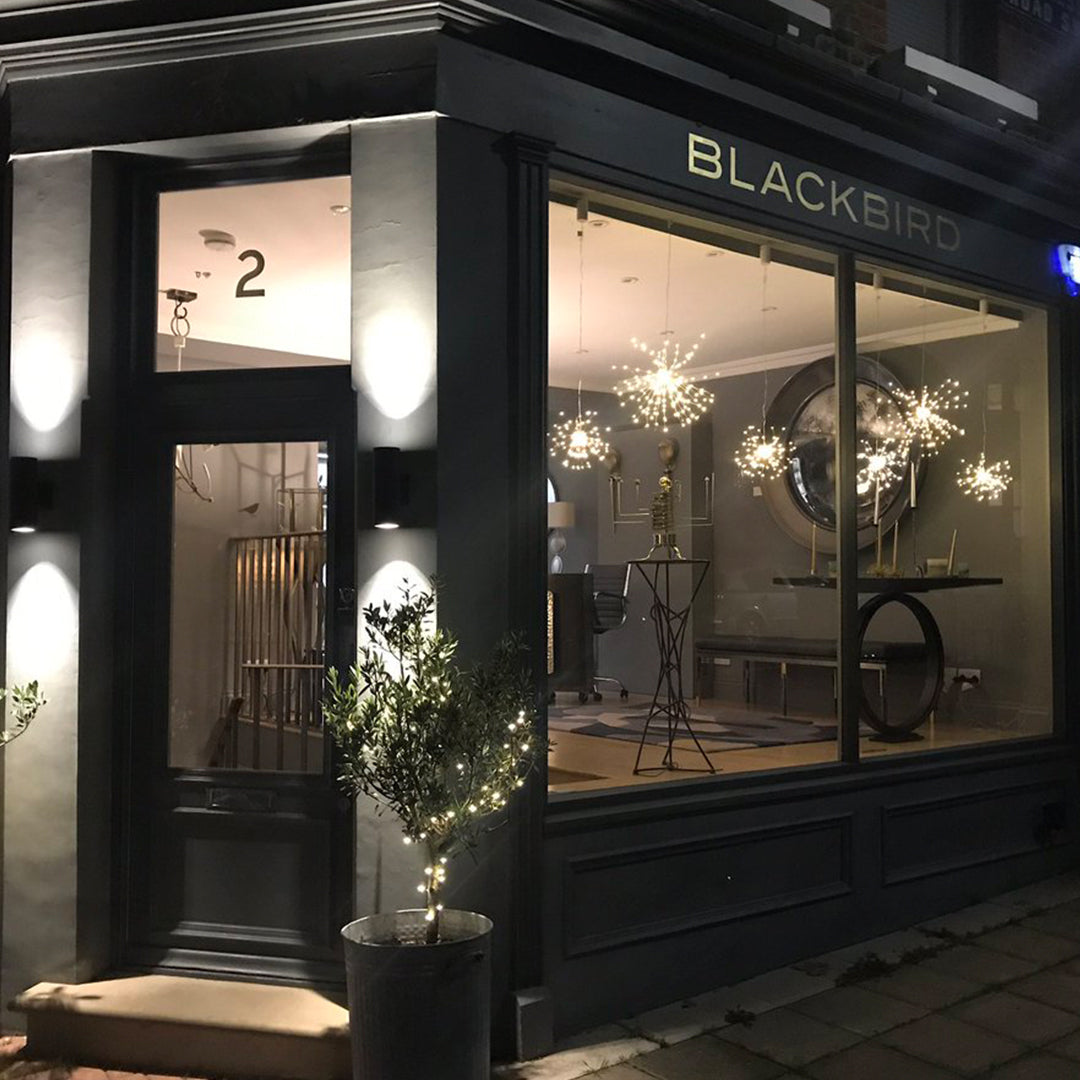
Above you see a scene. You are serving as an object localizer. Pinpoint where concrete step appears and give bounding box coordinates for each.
[13,974,350,1080]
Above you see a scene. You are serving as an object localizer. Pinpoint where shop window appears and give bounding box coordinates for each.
[545,186,840,793]
[156,176,350,372]
[852,263,1052,755]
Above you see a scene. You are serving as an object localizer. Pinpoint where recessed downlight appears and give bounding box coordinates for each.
[330,204,351,215]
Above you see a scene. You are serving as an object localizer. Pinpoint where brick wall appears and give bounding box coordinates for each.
[821,0,889,67]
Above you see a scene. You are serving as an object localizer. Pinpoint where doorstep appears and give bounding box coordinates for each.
[12,974,350,1080]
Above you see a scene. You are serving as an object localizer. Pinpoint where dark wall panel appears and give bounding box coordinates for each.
[882,781,1072,885]
[565,816,851,955]
[545,755,1080,1035]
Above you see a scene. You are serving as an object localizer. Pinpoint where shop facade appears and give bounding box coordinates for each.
[0,0,1078,1059]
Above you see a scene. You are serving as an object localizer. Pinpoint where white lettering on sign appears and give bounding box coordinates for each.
[686,132,961,254]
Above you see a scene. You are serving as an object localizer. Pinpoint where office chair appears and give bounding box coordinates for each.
[583,563,632,703]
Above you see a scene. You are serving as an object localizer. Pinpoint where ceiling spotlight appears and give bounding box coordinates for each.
[621,276,639,284]
[330,204,351,215]
[199,228,236,252]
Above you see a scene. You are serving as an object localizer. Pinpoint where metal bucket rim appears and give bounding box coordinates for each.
[342,909,493,948]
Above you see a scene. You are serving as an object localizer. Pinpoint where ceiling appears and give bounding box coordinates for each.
[547,200,1019,391]
[156,175,351,368]
[155,177,1018,378]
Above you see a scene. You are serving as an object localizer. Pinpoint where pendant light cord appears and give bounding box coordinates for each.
[663,223,673,335]
[760,246,771,433]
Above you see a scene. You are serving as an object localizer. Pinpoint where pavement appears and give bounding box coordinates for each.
[499,869,1080,1080]
[4,870,1080,1079]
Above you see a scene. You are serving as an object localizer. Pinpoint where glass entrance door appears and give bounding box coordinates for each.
[122,370,356,983]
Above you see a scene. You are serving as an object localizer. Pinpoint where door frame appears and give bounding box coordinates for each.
[111,149,357,984]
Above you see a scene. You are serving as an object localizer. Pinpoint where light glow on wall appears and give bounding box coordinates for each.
[7,561,79,679]
[358,309,434,420]
[11,330,84,435]
[358,560,434,646]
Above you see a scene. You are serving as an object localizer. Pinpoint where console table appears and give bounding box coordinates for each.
[773,575,1003,740]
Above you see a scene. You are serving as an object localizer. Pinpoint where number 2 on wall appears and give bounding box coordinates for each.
[236,249,266,298]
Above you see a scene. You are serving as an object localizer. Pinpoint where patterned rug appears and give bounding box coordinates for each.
[548,699,839,749]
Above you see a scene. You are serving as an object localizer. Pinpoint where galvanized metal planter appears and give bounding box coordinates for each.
[342,909,493,1080]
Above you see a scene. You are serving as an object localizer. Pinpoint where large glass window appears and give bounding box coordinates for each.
[156,176,351,372]
[546,186,838,793]
[852,264,1052,757]
[544,185,1055,797]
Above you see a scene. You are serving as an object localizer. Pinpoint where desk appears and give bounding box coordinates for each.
[773,576,1003,740]
[630,558,713,774]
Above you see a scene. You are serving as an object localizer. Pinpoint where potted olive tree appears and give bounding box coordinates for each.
[0,681,45,746]
[323,584,538,1080]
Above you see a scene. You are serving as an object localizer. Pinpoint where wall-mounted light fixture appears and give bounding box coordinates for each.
[9,457,47,533]
[1056,244,1080,297]
[372,446,406,530]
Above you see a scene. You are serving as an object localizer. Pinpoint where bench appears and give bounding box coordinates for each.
[694,635,929,719]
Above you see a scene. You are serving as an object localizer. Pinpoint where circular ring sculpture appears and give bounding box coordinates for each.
[855,592,944,738]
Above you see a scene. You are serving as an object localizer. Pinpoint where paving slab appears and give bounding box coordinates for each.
[974,924,1080,966]
[948,990,1080,1045]
[919,944,1039,986]
[918,902,1017,939]
[879,1013,1024,1075]
[622,996,730,1045]
[992,873,1080,913]
[861,964,982,1009]
[789,984,927,1036]
[981,1054,1080,1080]
[715,1007,860,1069]
[631,1036,786,1080]
[1047,1026,1080,1060]
[586,1066,652,1080]
[496,1025,657,1080]
[1009,968,1080,1014]
[1022,908,1080,943]
[805,1040,960,1080]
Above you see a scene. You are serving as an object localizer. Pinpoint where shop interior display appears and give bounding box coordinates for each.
[546,193,1050,793]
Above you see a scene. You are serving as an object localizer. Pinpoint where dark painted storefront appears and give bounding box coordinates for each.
[0,0,1078,1058]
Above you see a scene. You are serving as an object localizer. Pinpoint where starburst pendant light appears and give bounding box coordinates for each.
[899,290,967,455]
[615,223,713,432]
[957,358,1010,502]
[898,379,967,455]
[858,274,911,519]
[550,381,610,471]
[549,201,610,470]
[735,246,788,479]
[957,453,1011,501]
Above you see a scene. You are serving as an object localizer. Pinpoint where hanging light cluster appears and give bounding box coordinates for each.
[734,425,788,480]
[549,386,611,471]
[956,453,1012,502]
[734,246,787,480]
[897,378,968,456]
[857,436,907,496]
[614,334,713,432]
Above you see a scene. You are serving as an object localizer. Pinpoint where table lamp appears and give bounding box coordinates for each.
[548,501,575,573]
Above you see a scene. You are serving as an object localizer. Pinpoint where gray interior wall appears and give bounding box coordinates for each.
[547,385,702,696]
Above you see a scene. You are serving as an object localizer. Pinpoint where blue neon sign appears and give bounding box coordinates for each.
[1056,244,1080,296]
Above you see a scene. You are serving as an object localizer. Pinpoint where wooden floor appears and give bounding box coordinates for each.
[547,694,1040,794]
